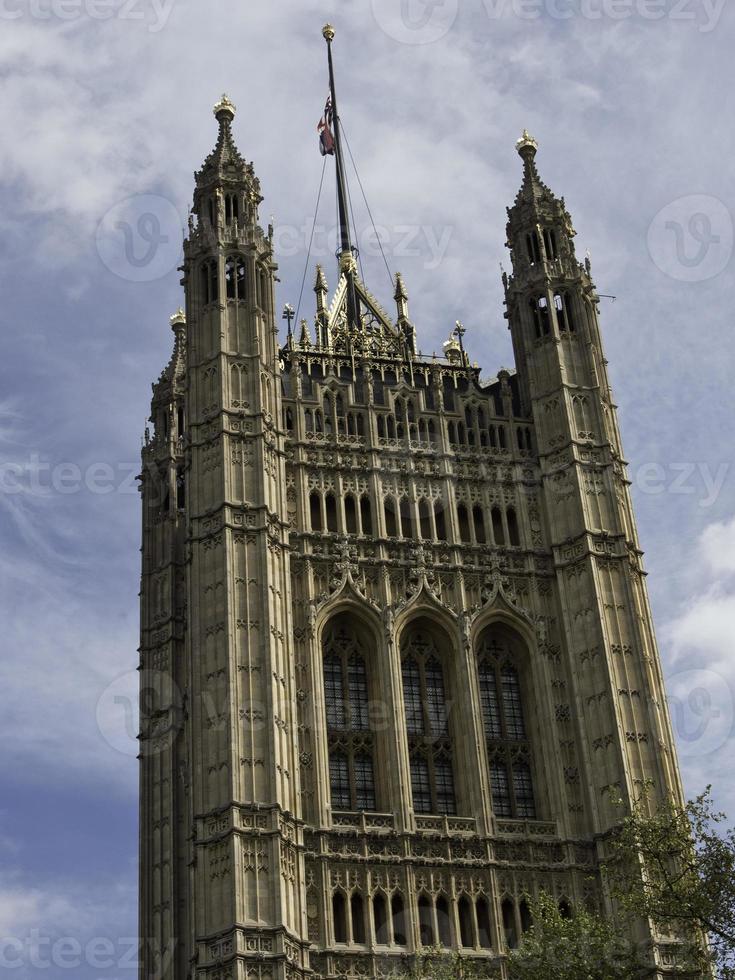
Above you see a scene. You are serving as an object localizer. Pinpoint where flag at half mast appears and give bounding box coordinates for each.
[318,95,336,156]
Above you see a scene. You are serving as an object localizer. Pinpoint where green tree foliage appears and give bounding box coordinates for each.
[606,788,734,979]
[392,948,499,980]
[506,892,645,980]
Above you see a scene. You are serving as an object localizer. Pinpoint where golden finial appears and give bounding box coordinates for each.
[516,129,538,157]
[213,93,236,121]
[170,308,186,327]
[322,23,335,42]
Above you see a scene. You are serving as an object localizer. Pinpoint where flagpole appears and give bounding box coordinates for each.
[322,24,359,330]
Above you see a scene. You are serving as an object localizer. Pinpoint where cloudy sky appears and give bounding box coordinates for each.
[0,0,733,975]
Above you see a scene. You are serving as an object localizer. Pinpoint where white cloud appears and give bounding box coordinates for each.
[0,870,137,964]
[662,517,735,815]
[699,516,735,577]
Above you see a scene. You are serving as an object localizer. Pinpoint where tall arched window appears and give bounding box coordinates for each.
[526,231,541,265]
[554,292,575,333]
[201,260,218,305]
[360,496,373,536]
[477,626,536,819]
[309,492,322,532]
[457,503,471,544]
[225,255,247,300]
[434,500,447,541]
[530,296,551,338]
[399,498,415,540]
[345,495,358,535]
[418,499,432,540]
[401,627,456,815]
[384,497,398,538]
[325,493,338,533]
[473,505,486,545]
[323,620,377,812]
[507,507,521,547]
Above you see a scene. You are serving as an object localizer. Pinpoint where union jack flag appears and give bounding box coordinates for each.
[318,95,336,156]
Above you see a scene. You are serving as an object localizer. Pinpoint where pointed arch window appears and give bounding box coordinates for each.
[384,497,398,538]
[391,893,407,945]
[360,496,373,536]
[224,193,239,224]
[225,255,247,301]
[491,507,505,546]
[526,231,541,265]
[333,891,348,943]
[458,894,473,947]
[323,621,377,812]
[399,498,415,540]
[345,495,358,535]
[530,295,551,338]
[555,291,576,333]
[473,505,486,545]
[457,503,471,544]
[434,500,447,542]
[309,492,322,532]
[201,260,218,305]
[418,499,432,540]
[507,507,521,547]
[477,627,536,819]
[401,628,456,815]
[325,493,338,533]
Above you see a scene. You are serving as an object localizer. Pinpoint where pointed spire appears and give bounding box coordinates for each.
[169,309,187,380]
[506,128,577,268]
[195,93,259,195]
[155,310,187,391]
[394,272,408,317]
[315,264,328,303]
[299,319,312,348]
[513,129,553,205]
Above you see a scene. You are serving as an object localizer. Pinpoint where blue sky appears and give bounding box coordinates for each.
[1,0,734,975]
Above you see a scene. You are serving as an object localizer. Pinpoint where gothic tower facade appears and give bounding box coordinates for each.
[138,100,686,980]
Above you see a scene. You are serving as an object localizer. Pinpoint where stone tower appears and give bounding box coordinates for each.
[138,100,686,980]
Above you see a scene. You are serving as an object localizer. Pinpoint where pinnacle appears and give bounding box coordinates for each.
[195,93,251,189]
[314,265,328,292]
